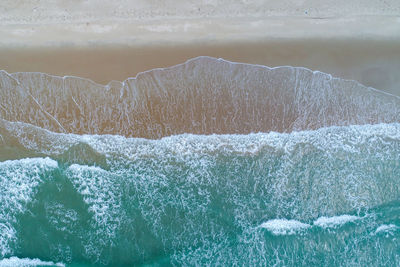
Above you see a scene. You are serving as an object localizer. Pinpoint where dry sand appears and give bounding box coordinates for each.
[0,0,399,95]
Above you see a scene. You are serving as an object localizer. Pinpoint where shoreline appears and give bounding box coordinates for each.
[1,1,399,95]
[1,36,399,96]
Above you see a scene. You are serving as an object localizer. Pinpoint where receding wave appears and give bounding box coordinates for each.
[1,56,399,138]
[1,57,399,266]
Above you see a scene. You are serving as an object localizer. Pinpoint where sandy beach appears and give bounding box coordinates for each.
[1,0,399,95]
[1,2,400,266]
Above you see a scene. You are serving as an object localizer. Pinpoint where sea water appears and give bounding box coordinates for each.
[0,57,399,266]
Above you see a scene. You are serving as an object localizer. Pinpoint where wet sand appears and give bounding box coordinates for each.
[2,38,400,96]
[0,1,399,95]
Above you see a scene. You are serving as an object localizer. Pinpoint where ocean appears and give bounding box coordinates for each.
[0,57,399,266]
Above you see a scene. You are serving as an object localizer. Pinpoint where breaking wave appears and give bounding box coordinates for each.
[0,257,65,267]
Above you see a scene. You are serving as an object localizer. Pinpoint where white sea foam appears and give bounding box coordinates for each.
[0,223,16,258]
[260,219,310,235]
[313,215,360,229]
[65,164,122,245]
[0,158,58,257]
[0,257,65,267]
[2,119,399,224]
[375,224,398,234]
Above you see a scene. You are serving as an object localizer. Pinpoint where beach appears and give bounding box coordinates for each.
[1,2,400,266]
[0,0,399,95]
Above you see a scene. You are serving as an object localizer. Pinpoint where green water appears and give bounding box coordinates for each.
[1,121,399,266]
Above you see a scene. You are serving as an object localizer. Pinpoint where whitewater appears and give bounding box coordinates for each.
[0,57,399,266]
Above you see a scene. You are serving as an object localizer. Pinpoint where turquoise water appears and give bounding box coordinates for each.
[0,57,400,266]
[1,121,399,266]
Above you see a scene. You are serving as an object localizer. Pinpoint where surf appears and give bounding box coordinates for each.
[0,57,399,266]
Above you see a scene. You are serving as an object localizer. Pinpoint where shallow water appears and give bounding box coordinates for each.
[0,57,399,266]
[1,57,399,138]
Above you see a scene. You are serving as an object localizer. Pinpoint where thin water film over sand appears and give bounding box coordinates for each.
[1,57,399,138]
